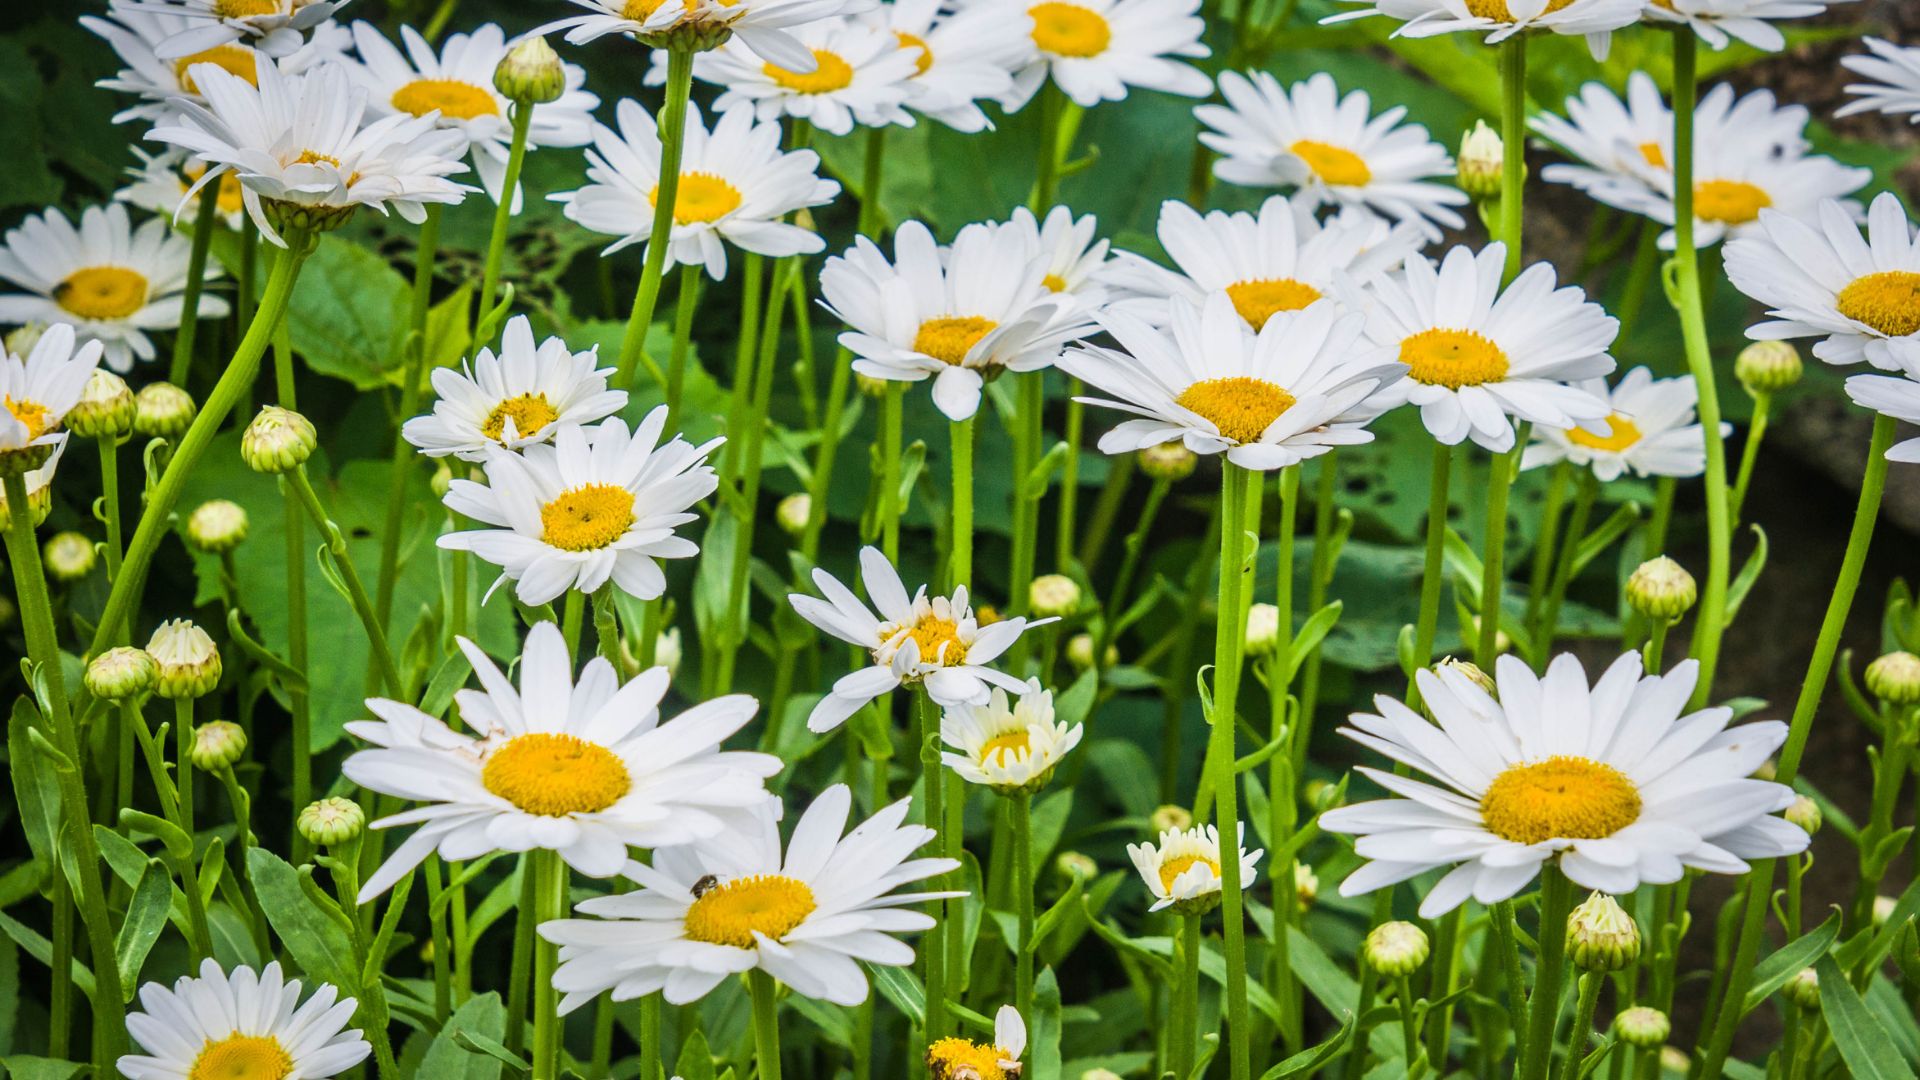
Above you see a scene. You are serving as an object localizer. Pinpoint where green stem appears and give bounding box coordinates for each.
[274,325,311,858]
[1031,82,1065,212]
[375,203,442,632]
[1095,476,1169,668]
[478,103,534,328]
[1013,789,1035,1021]
[1008,372,1046,668]
[1476,439,1522,667]
[286,467,404,696]
[425,855,453,1023]
[639,995,663,1080]
[1397,975,1423,1077]
[1270,465,1302,1048]
[1557,973,1603,1080]
[666,263,700,428]
[950,418,974,590]
[1202,463,1256,1080]
[97,437,123,581]
[1172,913,1202,1079]
[750,969,784,1080]
[168,188,221,386]
[1525,462,1571,631]
[1054,384,1083,571]
[920,697,948,1052]
[1490,900,1528,1071]
[615,47,695,390]
[1498,37,1528,279]
[880,385,904,561]
[1077,453,1135,571]
[175,697,195,836]
[1409,442,1451,707]
[1162,502,1221,802]
[529,849,565,1078]
[1729,390,1770,525]
[1519,867,1575,1080]
[1296,451,1339,725]
[1534,471,1598,663]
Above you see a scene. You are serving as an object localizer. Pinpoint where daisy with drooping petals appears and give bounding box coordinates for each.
[118,147,249,231]
[0,324,104,460]
[685,17,920,137]
[1839,38,1920,126]
[0,204,229,374]
[1320,652,1808,917]
[998,0,1210,111]
[927,1005,1028,1080]
[1128,822,1263,914]
[788,546,1057,733]
[117,960,370,1080]
[1322,0,1644,61]
[123,0,347,59]
[1195,71,1468,240]
[541,783,960,1009]
[1522,368,1725,481]
[941,678,1083,793]
[343,621,780,899]
[991,204,1113,311]
[1061,293,1406,471]
[554,100,840,280]
[541,0,853,73]
[1845,373,1920,464]
[865,0,1025,132]
[401,314,626,461]
[1640,0,1842,53]
[1724,193,1920,375]
[1352,243,1617,453]
[440,409,722,606]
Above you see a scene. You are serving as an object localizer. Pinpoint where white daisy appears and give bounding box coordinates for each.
[940,677,1083,793]
[1322,0,1644,61]
[1127,822,1262,914]
[0,203,230,374]
[1195,71,1468,240]
[118,147,250,231]
[82,1,349,124]
[1641,0,1845,53]
[787,546,1056,733]
[147,59,472,247]
[1724,193,1920,374]
[1352,243,1617,453]
[1320,652,1809,917]
[1839,38,1920,125]
[439,409,722,607]
[540,0,854,73]
[1845,373,1920,464]
[997,0,1211,111]
[863,0,1025,133]
[0,323,105,459]
[991,204,1113,310]
[122,0,348,60]
[1522,367,1724,481]
[681,17,919,137]
[118,960,370,1080]
[818,219,1093,420]
[1060,292,1405,470]
[401,314,627,461]
[553,99,840,281]
[927,1005,1029,1079]
[541,783,960,1009]
[343,620,780,899]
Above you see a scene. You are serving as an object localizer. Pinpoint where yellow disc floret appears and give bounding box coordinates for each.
[1158,853,1220,893]
[896,31,934,75]
[1463,0,1573,19]
[913,316,998,366]
[1174,376,1297,444]
[979,730,1032,768]
[1480,756,1641,846]
[1836,270,1920,338]
[189,1032,294,1080]
[54,266,149,321]
[683,874,818,948]
[213,0,281,18]
[1226,278,1324,329]
[900,614,969,666]
[540,483,637,551]
[391,78,499,121]
[174,44,258,93]
[5,397,53,441]
[650,171,744,225]
[482,393,560,442]
[1692,180,1771,226]
[1028,2,1111,57]
[927,1037,1011,1080]
[765,50,855,94]
[482,733,631,817]
[1401,328,1509,389]
[1289,140,1372,187]
[1566,413,1643,453]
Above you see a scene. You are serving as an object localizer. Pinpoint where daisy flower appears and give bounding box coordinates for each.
[1322,0,1645,61]
[1522,368,1724,481]
[681,17,920,137]
[343,621,780,898]
[1531,72,1673,201]
[1641,0,1843,53]
[118,960,370,1080]
[0,439,70,529]
[1352,243,1617,453]
[1839,38,1920,125]
[118,147,249,231]
[1845,373,1920,464]
[541,783,960,1009]
[122,0,348,60]
[439,409,721,606]
[1195,71,1468,240]
[864,0,1025,133]
[82,1,349,124]
[998,0,1210,111]
[541,0,854,73]
[787,546,1056,733]
[147,60,472,246]
[818,219,1093,420]
[927,1005,1028,1080]
[401,314,627,461]
[0,203,230,374]
[1060,292,1407,470]
[1320,652,1808,916]
[0,323,104,460]
[554,99,840,281]
[992,204,1113,311]
[1127,822,1263,914]
[940,678,1084,793]
[1724,193,1920,374]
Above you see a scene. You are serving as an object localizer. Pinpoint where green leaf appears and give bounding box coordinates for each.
[1814,954,1918,1080]
[0,909,93,1000]
[0,1056,89,1080]
[870,962,926,1027]
[420,992,507,1080]
[245,848,358,991]
[1260,1016,1354,1079]
[284,235,411,390]
[7,698,59,868]
[115,859,173,999]
[1723,524,1769,627]
[1030,967,1063,1080]
[673,1027,717,1080]
[1742,910,1840,1015]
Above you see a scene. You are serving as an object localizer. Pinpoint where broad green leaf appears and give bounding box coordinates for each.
[674,1027,717,1080]
[420,992,506,1080]
[1030,966,1062,1080]
[871,962,926,1028]
[1814,954,1917,1080]
[7,698,58,868]
[246,848,357,991]
[1742,910,1840,1014]
[285,235,411,390]
[114,859,173,999]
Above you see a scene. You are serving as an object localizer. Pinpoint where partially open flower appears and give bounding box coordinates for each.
[1457,120,1504,200]
[1567,892,1639,972]
[147,619,222,700]
[941,679,1083,794]
[1245,603,1281,658]
[1128,822,1262,916]
[66,370,136,439]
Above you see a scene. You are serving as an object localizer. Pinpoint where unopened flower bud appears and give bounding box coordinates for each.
[66,371,135,439]
[1080,1070,1124,1080]
[133,382,196,438]
[147,618,221,699]
[1435,656,1496,698]
[1734,341,1802,396]
[43,531,95,582]
[241,405,317,474]
[1029,573,1081,618]
[776,493,811,536]
[1865,651,1920,706]
[1873,895,1898,928]
[626,626,684,677]
[85,646,157,700]
[1363,921,1429,976]
[1753,759,1777,781]
[1056,850,1097,882]
[1066,632,1116,672]
[1783,967,1820,1010]
[4,322,45,358]
[1150,804,1192,834]
[856,373,892,398]
[1626,556,1696,621]
[1613,1006,1670,1049]
[298,797,366,847]
[1567,892,1639,972]
[1659,1047,1692,1074]
[1293,862,1318,914]
[431,460,453,498]
[190,719,247,771]
[1138,441,1197,482]
[1245,602,1281,657]
[1457,120,1505,200]
[1782,795,1821,835]
[494,34,565,104]
[186,499,249,554]
[1305,778,1344,813]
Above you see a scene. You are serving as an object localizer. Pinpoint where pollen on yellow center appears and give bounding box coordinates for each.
[764,49,855,94]
[1566,412,1643,453]
[896,31,934,75]
[5,398,52,441]
[1692,180,1771,225]
[54,266,149,321]
[623,0,668,20]
[1042,272,1068,292]
[292,149,357,186]
[391,78,499,121]
[1174,376,1297,444]
[979,730,1031,768]
[1638,142,1666,169]
[539,483,636,551]
[900,614,968,665]
[1479,755,1641,846]
[1289,140,1372,187]
[1401,328,1509,389]
[927,1037,1010,1080]
[1836,270,1920,338]
[1028,2,1111,58]
[481,732,631,817]
[648,171,744,225]
[682,874,818,947]
[213,0,280,18]
[1226,277,1323,329]
[1462,0,1574,19]
[174,44,258,94]
[188,1032,294,1080]
[913,315,998,365]
[481,392,560,441]
[1157,853,1219,893]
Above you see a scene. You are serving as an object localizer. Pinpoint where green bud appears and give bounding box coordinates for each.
[66,371,136,439]
[85,646,157,700]
[1567,892,1639,972]
[1865,651,1920,706]
[190,720,247,771]
[147,618,221,699]
[241,405,317,474]
[298,796,367,847]
[1613,1006,1669,1049]
[43,531,96,582]
[1626,556,1696,621]
[186,499,249,554]
[1734,341,1802,396]
[494,35,567,104]
[1363,921,1429,977]
[134,382,196,438]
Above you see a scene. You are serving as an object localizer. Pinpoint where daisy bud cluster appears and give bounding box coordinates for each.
[186,499,249,554]
[1735,341,1802,396]
[190,720,248,772]
[133,382,195,439]
[1865,651,1920,706]
[1613,1007,1670,1049]
[298,797,367,848]
[66,371,135,439]
[85,646,157,701]
[494,35,565,105]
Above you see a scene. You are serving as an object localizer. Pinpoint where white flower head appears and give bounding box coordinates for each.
[0,323,104,456]
[1531,72,1676,202]
[541,783,961,1009]
[1845,373,1920,465]
[788,546,1058,733]
[1839,38,1920,126]
[990,204,1114,310]
[120,0,349,60]
[439,409,722,607]
[82,2,350,126]
[1642,0,1845,53]
[863,0,1026,132]
[554,99,840,281]
[118,960,370,1080]
[1323,0,1644,61]
[343,621,780,898]
[1522,368,1727,481]
[541,0,864,73]
[1321,652,1809,917]
[1127,822,1262,913]
[682,16,919,137]
[1619,115,1866,252]
[401,314,627,461]
[118,147,249,231]
[940,677,1084,792]
[996,0,1210,111]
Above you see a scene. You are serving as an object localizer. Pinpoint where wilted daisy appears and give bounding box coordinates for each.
[1323,0,1643,59]
[687,17,920,137]
[1845,374,1920,464]
[343,621,780,898]
[1195,71,1468,240]
[864,0,1025,132]
[344,22,597,209]
[401,314,626,460]
[554,99,840,280]
[1322,653,1808,916]
[997,0,1211,111]
[1352,243,1617,453]
[1640,0,1840,52]
[1062,292,1405,469]
[1522,368,1723,481]
[1724,193,1920,374]
[542,0,852,72]
[1839,38,1920,125]
[0,203,229,374]
[0,323,104,460]
[122,0,347,59]
[440,409,722,606]
[118,147,249,231]
[941,678,1083,793]
[541,783,959,1008]
[1127,822,1262,914]
[118,960,370,1080]
[788,546,1056,733]
[928,1006,1028,1080]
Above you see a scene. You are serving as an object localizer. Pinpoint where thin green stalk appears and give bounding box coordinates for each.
[750,969,784,1080]
[562,588,585,658]
[175,697,195,835]
[168,189,221,386]
[1525,462,1572,630]
[1519,866,1575,1080]
[1269,465,1302,1048]
[1077,453,1135,571]
[530,849,566,1079]
[478,102,535,327]
[1408,442,1451,707]
[374,203,442,632]
[1030,82,1066,211]
[615,47,695,390]
[1615,222,1660,346]
[1498,37,1528,280]
[1054,383,1083,571]
[273,324,311,857]
[1341,963,1381,1080]
[1095,475,1169,668]
[50,871,70,1060]
[1296,451,1339,726]
[1557,973,1604,1080]
[1476,439,1523,668]
[950,417,974,590]
[1013,789,1036,1021]
[920,696,949,1051]
[286,467,404,696]
[97,436,123,580]
[1534,471,1598,663]
[506,856,533,1053]
[1171,913,1202,1078]
[666,264,701,428]
[1008,372,1046,667]
[639,995,663,1080]
[1729,390,1770,524]
[1490,900,1528,1071]
[1161,503,1221,802]
[1201,463,1256,1080]
[425,856,453,1023]
[1397,975,1423,1077]
[880,384,904,561]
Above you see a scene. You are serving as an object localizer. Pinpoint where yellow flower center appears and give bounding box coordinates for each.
[481,733,631,817]
[913,316,998,365]
[213,0,280,18]
[1401,328,1509,389]
[5,398,52,440]
[1692,180,1771,226]
[391,78,499,121]
[649,171,744,225]
[1225,277,1323,330]
[1462,0,1573,19]
[897,615,969,665]
[1836,270,1920,338]
[539,483,636,551]
[481,393,560,442]
[1289,140,1372,187]
[764,49,855,94]
[174,44,258,94]
[1028,2,1111,57]
[1174,376,1297,444]
[623,0,667,19]
[927,1037,1010,1080]
[188,1033,293,1080]
[1638,142,1666,168]
[292,149,359,185]
[682,874,818,947]
[896,31,934,75]
[1042,272,1068,292]
[1479,755,1641,845]
[1157,853,1219,893]
[54,266,149,321]
[1565,413,1643,453]
[979,730,1032,768]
